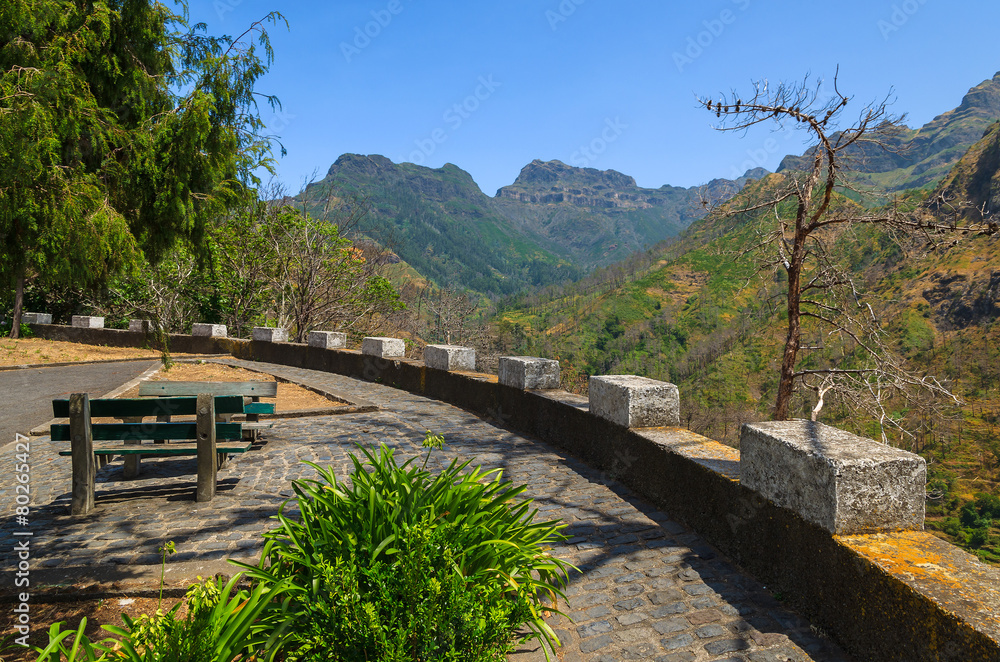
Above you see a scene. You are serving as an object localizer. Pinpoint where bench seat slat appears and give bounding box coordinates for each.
[51,422,244,442]
[52,395,245,418]
[139,381,277,398]
[242,422,273,431]
[57,442,252,456]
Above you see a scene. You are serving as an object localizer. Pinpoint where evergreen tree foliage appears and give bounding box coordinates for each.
[0,0,285,336]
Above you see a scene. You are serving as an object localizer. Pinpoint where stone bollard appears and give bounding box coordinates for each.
[128,319,156,333]
[21,312,53,325]
[589,375,680,428]
[191,323,227,338]
[498,356,560,389]
[71,315,104,329]
[740,420,926,535]
[252,327,288,342]
[308,331,347,349]
[424,344,476,371]
[362,336,406,358]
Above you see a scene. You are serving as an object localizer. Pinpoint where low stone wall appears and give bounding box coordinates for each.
[26,324,1000,661]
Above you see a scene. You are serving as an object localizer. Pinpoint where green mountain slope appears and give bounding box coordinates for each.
[295,154,762,295]
[297,154,581,296]
[779,72,1000,190]
[494,159,763,265]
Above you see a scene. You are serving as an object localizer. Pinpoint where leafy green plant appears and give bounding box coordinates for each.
[32,619,105,662]
[280,520,534,661]
[31,573,289,662]
[241,442,574,660]
[103,573,290,662]
[157,541,176,608]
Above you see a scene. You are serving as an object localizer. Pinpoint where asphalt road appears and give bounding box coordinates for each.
[0,360,159,445]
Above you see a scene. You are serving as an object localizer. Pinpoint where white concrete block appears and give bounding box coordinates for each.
[498,356,560,389]
[424,344,476,371]
[362,336,405,358]
[252,327,288,342]
[740,420,926,535]
[308,331,347,349]
[71,315,104,329]
[589,375,679,428]
[191,323,227,338]
[21,312,52,325]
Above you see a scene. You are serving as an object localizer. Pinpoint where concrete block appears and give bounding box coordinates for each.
[71,315,104,329]
[21,312,52,325]
[589,375,679,428]
[308,331,347,349]
[498,356,560,389]
[362,336,405,358]
[191,323,227,338]
[128,319,158,333]
[740,420,926,535]
[424,344,475,371]
[252,327,288,342]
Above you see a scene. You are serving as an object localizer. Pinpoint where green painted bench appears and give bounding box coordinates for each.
[138,381,277,437]
[51,393,251,515]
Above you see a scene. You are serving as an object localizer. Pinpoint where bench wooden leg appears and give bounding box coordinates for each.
[69,393,95,515]
[246,395,261,441]
[122,416,142,478]
[196,393,217,502]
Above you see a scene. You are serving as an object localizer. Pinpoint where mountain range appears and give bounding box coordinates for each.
[296,155,762,295]
[779,72,1000,190]
[296,71,1000,296]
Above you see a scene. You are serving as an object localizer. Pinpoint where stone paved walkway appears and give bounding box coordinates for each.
[1,359,853,662]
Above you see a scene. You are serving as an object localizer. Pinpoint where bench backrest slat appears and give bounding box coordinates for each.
[138,381,277,398]
[50,422,244,442]
[52,395,245,418]
[243,402,276,415]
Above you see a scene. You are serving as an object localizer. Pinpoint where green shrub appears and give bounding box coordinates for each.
[244,443,574,661]
[941,517,964,538]
[284,520,534,661]
[969,526,991,549]
[32,573,289,662]
[975,493,1000,520]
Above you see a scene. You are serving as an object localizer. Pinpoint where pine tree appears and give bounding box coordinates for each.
[0,0,285,337]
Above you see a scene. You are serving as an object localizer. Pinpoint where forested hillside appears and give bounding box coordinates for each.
[293,155,762,296]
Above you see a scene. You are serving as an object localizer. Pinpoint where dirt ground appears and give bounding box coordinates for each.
[1,593,171,660]
[0,338,193,367]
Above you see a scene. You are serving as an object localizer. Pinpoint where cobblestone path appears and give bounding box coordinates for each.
[1,359,852,662]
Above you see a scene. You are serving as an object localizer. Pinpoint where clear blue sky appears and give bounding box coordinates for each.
[188,0,1000,196]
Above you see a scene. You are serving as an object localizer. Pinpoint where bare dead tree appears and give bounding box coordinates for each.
[268,191,403,343]
[700,71,994,436]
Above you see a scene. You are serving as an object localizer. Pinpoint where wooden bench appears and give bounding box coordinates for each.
[138,381,277,438]
[51,393,251,515]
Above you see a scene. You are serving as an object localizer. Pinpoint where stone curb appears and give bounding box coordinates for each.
[0,354,220,372]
